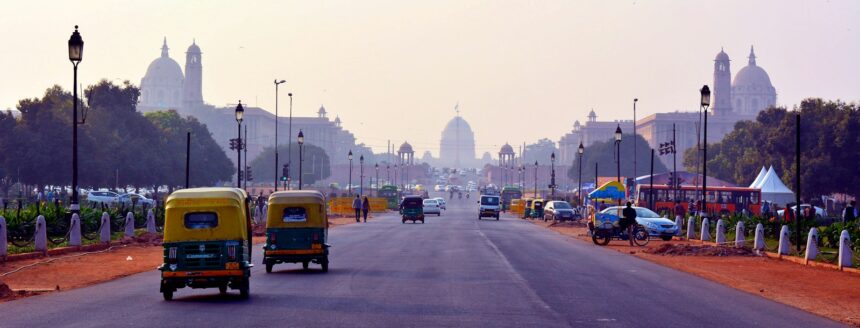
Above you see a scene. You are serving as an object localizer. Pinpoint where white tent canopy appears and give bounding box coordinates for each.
[749,166,767,188]
[757,165,795,205]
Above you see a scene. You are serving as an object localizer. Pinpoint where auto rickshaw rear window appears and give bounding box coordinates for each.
[282,207,308,223]
[184,212,218,229]
[402,198,422,207]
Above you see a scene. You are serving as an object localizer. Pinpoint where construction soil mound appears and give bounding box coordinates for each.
[646,243,758,257]
[0,281,11,298]
[547,220,587,228]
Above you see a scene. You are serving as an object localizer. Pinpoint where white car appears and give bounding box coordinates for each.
[777,204,826,219]
[434,197,447,210]
[117,193,155,206]
[86,190,119,204]
[434,185,444,192]
[423,199,442,216]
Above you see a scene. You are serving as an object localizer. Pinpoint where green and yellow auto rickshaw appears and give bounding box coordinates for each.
[530,199,545,219]
[400,195,425,224]
[263,190,330,273]
[159,187,253,300]
[522,198,534,219]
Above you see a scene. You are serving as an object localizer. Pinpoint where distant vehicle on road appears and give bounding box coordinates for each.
[400,196,425,224]
[544,201,577,221]
[478,195,500,220]
[423,199,442,216]
[434,185,444,192]
[635,184,762,216]
[501,186,523,211]
[378,185,400,209]
[263,190,330,273]
[433,197,447,210]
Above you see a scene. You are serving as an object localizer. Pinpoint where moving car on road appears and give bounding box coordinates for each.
[400,196,425,224]
[263,190,330,273]
[478,195,501,220]
[85,190,119,204]
[159,187,253,300]
[544,201,577,221]
[433,197,447,210]
[117,192,155,206]
[423,199,442,216]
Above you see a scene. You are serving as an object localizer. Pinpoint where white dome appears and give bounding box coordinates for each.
[139,38,184,110]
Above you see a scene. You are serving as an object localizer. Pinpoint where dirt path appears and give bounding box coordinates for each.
[0,213,375,302]
[530,219,860,327]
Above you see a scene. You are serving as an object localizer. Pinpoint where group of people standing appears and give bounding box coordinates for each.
[352,195,371,223]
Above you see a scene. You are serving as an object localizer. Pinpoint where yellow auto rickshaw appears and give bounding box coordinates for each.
[159,187,253,300]
[522,198,534,219]
[263,190,330,273]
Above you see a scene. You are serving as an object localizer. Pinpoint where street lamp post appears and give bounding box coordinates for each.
[68,26,84,215]
[375,163,379,197]
[287,93,294,190]
[633,98,638,191]
[394,164,398,191]
[274,80,286,191]
[348,151,353,196]
[700,85,711,218]
[578,142,584,207]
[550,153,556,199]
[386,164,390,186]
[615,125,623,206]
[533,161,538,198]
[235,101,244,188]
[297,130,304,190]
[795,108,802,252]
[360,155,365,196]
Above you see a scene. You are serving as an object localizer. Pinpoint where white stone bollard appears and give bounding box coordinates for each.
[838,230,853,269]
[0,216,7,259]
[34,215,47,252]
[686,217,696,240]
[146,209,156,233]
[700,218,711,242]
[804,227,819,262]
[124,212,135,237]
[778,225,791,255]
[715,219,726,244]
[735,221,745,248]
[674,216,683,236]
[69,213,82,246]
[99,212,111,243]
[754,223,765,251]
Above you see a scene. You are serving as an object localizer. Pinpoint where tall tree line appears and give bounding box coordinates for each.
[683,98,859,200]
[0,81,233,196]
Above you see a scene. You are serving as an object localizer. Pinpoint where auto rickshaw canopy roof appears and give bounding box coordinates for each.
[266,190,327,228]
[163,187,249,243]
[588,181,627,201]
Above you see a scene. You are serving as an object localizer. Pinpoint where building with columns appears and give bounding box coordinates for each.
[136,38,368,173]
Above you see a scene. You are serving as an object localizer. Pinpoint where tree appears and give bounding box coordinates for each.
[684,99,860,200]
[146,111,234,187]
[567,134,668,183]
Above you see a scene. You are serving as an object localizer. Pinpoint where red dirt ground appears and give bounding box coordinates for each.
[530,219,860,327]
[0,213,374,302]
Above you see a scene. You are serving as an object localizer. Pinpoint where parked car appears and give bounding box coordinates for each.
[86,190,119,204]
[433,197,447,210]
[544,201,578,221]
[777,204,826,219]
[423,199,442,216]
[117,193,155,206]
[600,206,677,241]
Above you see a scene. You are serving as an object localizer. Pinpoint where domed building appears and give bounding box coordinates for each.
[439,116,477,168]
[138,38,203,113]
[731,46,777,117]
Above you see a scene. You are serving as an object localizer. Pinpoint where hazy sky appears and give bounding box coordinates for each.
[2,1,858,155]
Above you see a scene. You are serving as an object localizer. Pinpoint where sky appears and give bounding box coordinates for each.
[1,1,858,156]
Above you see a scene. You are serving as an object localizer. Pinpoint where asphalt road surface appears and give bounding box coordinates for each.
[0,194,843,327]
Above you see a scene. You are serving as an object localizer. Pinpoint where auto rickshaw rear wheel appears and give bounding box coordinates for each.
[321,259,329,272]
[162,290,173,301]
[265,262,273,273]
[219,285,228,294]
[302,261,309,270]
[239,280,250,299]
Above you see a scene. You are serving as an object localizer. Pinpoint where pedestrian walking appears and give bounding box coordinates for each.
[352,195,362,223]
[362,196,370,223]
[673,200,684,222]
[842,200,857,225]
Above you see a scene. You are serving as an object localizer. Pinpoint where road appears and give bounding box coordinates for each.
[0,193,843,327]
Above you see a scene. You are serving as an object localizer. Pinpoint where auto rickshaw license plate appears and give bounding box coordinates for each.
[225,262,239,270]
